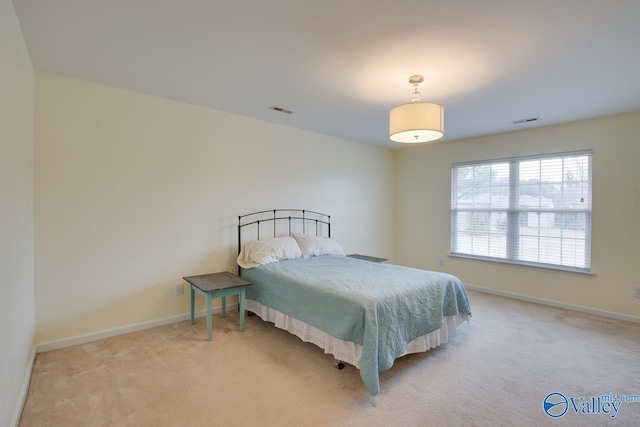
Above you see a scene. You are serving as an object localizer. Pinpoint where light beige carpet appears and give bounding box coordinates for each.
[20,291,640,426]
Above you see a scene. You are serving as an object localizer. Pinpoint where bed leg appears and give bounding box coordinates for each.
[334,360,345,370]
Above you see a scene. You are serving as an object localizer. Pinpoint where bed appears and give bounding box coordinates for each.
[237,209,471,395]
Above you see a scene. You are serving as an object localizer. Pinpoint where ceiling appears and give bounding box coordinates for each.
[13,0,640,149]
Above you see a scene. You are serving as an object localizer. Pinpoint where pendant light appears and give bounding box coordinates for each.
[389,75,444,143]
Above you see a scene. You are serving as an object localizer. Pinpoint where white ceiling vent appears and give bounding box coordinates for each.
[269,105,294,114]
[511,117,540,125]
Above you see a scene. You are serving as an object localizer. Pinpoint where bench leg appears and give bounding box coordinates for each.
[221,296,226,317]
[190,286,195,325]
[239,289,246,332]
[206,294,213,341]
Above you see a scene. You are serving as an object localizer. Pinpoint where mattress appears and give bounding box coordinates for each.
[246,298,469,369]
[241,255,472,395]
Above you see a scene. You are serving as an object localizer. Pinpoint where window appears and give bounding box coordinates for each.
[451,151,592,272]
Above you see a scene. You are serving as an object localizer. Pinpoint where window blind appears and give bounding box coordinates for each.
[451,150,592,272]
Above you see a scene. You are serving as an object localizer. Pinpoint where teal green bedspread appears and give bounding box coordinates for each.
[241,255,472,395]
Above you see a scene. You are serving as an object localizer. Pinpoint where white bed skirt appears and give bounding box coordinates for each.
[245,299,469,369]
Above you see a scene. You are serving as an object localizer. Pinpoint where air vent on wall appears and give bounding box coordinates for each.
[269,105,294,114]
[511,117,540,125]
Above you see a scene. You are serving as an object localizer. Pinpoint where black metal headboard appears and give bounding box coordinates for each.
[237,209,331,274]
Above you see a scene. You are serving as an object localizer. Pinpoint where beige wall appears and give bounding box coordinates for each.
[0,0,35,425]
[29,51,640,348]
[34,73,395,344]
[395,112,640,318]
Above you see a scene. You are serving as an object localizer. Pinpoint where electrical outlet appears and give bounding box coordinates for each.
[438,259,445,268]
[634,287,640,299]
[175,283,184,296]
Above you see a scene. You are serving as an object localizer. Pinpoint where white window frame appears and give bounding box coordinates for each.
[450,150,592,273]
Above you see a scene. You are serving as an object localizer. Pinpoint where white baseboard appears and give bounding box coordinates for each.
[465,284,640,324]
[36,303,238,353]
[12,345,36,427]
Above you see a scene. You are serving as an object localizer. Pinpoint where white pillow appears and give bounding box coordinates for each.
[291,233,345,258]
[237,236,302,269]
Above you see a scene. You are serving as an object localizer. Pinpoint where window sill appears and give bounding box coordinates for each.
[449,253,595,276]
